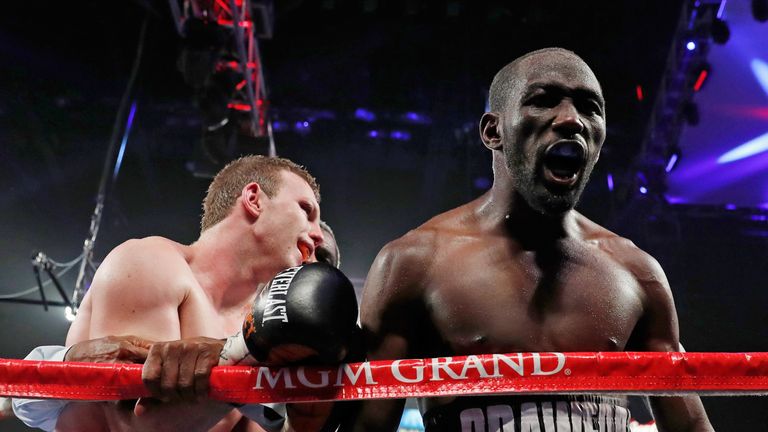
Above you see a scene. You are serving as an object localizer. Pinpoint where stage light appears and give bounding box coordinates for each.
[390,130,411,141]
[666,196,687,204]
[272,121,286,132]
[693,66,710,92]
[294,121,311,134]
[635,85,644,101]
[639,186,648,194]
[404,112,420,122]
[65,306,76,322]
[717,0,728,19]
[354,108,376,122]
[711,18,730,44]
[607,173,615,191]
[665,154,679,172]
[665,147,681,172]
[753,0,768,22]
[686,41,697,51]
[402,111,431,124]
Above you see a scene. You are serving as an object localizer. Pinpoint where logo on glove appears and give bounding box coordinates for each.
[261,266,301,324]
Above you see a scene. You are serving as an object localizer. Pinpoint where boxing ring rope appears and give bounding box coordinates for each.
[2,352,767,404]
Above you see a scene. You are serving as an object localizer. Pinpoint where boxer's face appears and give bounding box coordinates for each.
[501,52,606,215]
[257,171,323,273]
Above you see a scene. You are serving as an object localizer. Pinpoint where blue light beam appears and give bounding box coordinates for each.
[717,131,768,163]
[112,101,138,181]
[752,58,768,96]
[716,58,768,163]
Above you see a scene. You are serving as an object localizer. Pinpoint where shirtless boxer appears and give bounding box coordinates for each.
[11,219,343,431]
[352,48,713,431]
[52,155,325,431]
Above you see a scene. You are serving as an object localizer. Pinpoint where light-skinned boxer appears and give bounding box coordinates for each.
[12,218,347,432]
[28,155,348,432]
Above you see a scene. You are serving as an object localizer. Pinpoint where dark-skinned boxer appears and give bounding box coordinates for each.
[349,48,713,431]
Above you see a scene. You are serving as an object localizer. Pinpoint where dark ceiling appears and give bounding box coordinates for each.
[1,0,683,163]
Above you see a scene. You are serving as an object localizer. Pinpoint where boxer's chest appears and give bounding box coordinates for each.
[179,287,250,339]
[422,239,645,355]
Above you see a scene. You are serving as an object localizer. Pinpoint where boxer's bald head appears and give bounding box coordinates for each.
[482,48,606,216]
[489,48,598,114]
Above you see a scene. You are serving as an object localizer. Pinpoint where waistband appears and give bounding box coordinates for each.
[422,395,630,432]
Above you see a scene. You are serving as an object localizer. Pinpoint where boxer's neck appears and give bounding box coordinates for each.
[481,182,578,248]
[191,218,270,309]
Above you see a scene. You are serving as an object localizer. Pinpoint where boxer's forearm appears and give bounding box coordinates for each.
[651,395,714,432]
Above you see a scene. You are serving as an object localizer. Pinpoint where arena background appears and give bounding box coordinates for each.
[1,1,766,430]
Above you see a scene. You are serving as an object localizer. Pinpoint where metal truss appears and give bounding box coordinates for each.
[637,0,724,194]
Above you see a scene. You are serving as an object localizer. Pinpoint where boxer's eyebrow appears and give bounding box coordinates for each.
[522,83,605,108]
[298,199,311,214]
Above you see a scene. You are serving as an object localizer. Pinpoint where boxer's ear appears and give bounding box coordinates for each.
[241,182,264,218]
[480,112,502,150]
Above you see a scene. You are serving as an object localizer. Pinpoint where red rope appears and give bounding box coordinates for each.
[2,352,768,404]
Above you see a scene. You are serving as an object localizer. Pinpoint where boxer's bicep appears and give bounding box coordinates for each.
[360,241,421,359]
[355,242,423,431]
[625,250,680,353]
[634,256,713,430]
[86,240,184,342]
[607,237,679,351]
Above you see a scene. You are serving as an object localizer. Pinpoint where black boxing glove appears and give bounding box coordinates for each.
[219,262,359,366]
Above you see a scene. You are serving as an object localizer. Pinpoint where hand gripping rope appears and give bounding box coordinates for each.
[2,352,767,404]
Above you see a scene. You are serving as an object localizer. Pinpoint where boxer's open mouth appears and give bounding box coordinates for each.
[541,140,586,187]
[298,242,312,262]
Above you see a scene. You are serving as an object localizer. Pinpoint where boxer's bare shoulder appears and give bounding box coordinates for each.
[364,203,476,299]
[92,236,192,301]
[74,237,195,341]
[578,215,671,300]
[575,214,679,350]
[361,204,481,360]
[362,229,434,316]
